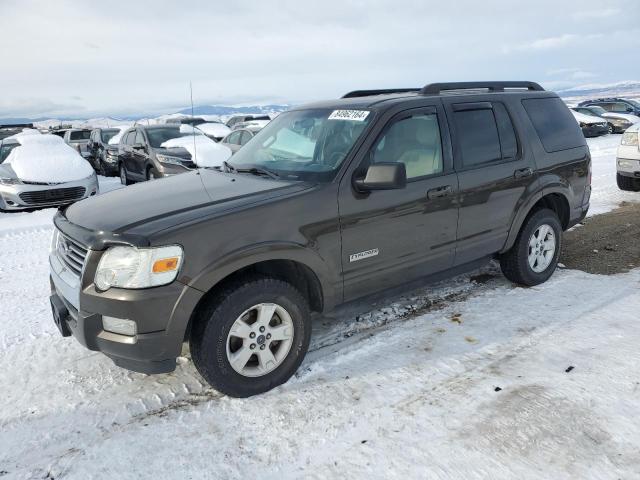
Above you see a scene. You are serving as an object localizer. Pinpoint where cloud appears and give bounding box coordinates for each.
[502,33,603,54]
[546,68,596,80]
[571,8,620,20]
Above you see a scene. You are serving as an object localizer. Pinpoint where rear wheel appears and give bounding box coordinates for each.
[617,173,640,192]
[119,164,131,185]
[190,277,311,398]
[499,208,562,286]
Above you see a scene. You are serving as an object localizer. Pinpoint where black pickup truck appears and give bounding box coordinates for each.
[49,81,591,397]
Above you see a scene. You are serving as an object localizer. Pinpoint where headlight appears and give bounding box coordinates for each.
[621,132,639,146]
[156,154,185,166]
[611,118,630,126]
[579,122,586,128]
[0,177,21,185]
[618,159,637,169]
[50,230,60,253]
[94,245,183,291]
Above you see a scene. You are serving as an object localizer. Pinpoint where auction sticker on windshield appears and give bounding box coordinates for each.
[328,110,370,121]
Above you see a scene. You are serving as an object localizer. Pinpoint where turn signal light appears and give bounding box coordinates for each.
[152,257,179,273]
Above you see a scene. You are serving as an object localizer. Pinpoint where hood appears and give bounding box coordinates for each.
[160,135,231,167]
[154,146,192,159]
[4,132,94,183]
[601,112,640,123]
[571,111,603,125]
[63,169,307,237]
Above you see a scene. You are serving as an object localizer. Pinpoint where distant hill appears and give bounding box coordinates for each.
[558,80,640,102]
[175,104,290,116]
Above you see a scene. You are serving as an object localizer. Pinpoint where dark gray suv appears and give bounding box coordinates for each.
[49,82,591,397]
[117,125,199,184]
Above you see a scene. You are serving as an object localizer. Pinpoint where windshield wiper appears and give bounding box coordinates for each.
[222,160,237,173]
[236,166,280,180]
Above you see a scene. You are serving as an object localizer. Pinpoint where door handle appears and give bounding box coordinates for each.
[427,185,453,199]
[514,167,533,179]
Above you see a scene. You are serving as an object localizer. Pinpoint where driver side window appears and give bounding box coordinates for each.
[371,113,443,179]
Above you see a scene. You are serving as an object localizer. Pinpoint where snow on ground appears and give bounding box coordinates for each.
[1,135,639,479]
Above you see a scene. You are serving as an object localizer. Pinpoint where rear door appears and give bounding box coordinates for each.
[338,103,459,301]
[132,130,148,177]
[443,97,538,265]
[122,131,136,174]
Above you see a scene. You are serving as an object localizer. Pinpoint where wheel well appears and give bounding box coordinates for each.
[185,259,324,340]
[530,193,570,230]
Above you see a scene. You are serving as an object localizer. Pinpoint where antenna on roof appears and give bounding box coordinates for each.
[190,81,197,163]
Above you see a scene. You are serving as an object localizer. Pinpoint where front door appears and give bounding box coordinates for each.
[338,104,459,302]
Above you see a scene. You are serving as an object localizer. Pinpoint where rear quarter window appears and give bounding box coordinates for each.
[522,98,585,152]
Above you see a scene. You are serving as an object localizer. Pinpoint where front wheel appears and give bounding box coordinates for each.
[607,123,614,135]
[119,164,131,185]
[500,208,562,286]
[190,277,311,397]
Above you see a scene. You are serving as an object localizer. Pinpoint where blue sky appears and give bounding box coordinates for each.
[1,0,639,118]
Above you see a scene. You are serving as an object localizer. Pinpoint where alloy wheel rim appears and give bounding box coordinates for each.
[225,303,295,377]
[527,224,556,273]
[120,167,126,184]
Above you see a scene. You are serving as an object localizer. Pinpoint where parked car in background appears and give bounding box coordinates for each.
[231,118,270,132]
[0,124,33,140]
[88,128,121,174]
[48,81,591,397]
[226,114,270,129]
[571,110,609,137]
[0,131,98,211]
[63,129,92,159]
[220,128,256,153]
[50,127,70,139]
[616,124,640,191]
[195,121,231,141]
[578,98,640,117]
[117,124,231,185]
[572,106,639,134]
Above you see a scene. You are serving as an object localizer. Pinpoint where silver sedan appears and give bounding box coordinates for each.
[0,138,98,211]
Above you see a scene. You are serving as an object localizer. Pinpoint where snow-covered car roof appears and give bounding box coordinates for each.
[107,126,132,145]
[1,131,94,183]
[196,122,231,138]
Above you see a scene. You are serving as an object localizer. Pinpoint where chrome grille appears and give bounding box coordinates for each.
[55,232,88,277]
[19,187,86,205]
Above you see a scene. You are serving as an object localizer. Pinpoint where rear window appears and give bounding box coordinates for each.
[522,98,584,152]
[101,129,118,143]
[69,130,91,141]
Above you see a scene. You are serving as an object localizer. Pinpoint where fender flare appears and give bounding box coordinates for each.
[500,184,571,253]
[187,241,338,311]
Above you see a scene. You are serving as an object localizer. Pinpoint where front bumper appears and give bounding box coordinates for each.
[49,241,203,374]
[581,124,609,137]
[617,158,640,178]
[0,176,98,211]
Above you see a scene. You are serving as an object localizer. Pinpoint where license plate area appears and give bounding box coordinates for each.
[50,294,72,337]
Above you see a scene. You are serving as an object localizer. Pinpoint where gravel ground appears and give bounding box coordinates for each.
[562,201,640,275]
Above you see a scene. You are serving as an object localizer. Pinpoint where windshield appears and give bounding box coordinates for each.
[101,129,119,143]
[589,106,607,115]
[628,99,640,109]
[69,130,91,141]
[0,142,18,164]
[229,108,373,181]
[146,126,202,148]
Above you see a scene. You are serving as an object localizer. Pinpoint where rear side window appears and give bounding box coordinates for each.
[493,103,517,160]
[522,98,584,152]
[453,108,501,167]
[69,130,90,141]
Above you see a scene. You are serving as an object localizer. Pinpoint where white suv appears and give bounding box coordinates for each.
[617,124,640,191]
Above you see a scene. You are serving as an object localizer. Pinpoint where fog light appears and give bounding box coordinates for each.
[102,316,137,336]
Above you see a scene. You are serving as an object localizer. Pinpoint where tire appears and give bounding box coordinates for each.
[119,164,132,185]
[499,208,562,286]
[607,123,614,135]
[146,167,159,181]
[190,276,312,398]
[98,157,107,176]
[617,173,640,192]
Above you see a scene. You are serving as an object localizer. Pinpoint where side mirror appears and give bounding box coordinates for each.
[627,107,634,113]
[354,162,407,192]
[133,143,145,151]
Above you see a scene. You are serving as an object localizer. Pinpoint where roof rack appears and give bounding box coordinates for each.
[421,81,544,94]
[341,88,420,99]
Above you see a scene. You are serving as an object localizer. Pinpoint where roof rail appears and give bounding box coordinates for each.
[342,88,420,99]
[421,81,544,95]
